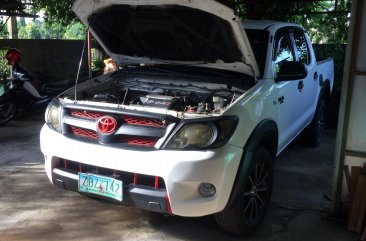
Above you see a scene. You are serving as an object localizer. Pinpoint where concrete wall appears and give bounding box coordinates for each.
[0,39,89,83]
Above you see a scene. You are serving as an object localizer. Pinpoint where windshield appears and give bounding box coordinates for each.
[244,29,269,77]
[89,5,243,63]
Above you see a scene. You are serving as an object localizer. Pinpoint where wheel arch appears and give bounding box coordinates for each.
[244,119,278,160]
[319,74,331,102]
[222,119,278,210]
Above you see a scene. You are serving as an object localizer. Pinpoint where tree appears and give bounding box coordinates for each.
[63,21,86,40]
[18,20,42,39]
[17,20,85,40]
[235,0,351,44]
[31,0,76,26]
[40,22,65,39]
[28,0,350,44]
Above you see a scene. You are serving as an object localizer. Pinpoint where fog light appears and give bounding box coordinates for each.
[198,182,216,197]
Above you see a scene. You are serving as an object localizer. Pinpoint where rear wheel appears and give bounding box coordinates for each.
[301,99,326,147]
[0,102,17,126]
[215,147,273,236]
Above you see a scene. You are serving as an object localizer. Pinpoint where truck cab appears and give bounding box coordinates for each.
[244,20,334,149]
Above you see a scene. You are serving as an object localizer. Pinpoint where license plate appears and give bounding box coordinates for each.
[78,173,123,201]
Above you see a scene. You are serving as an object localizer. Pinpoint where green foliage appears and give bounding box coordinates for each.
[17,18,26,28]
[92,58,104,74]
[300,1,350,44]
[17,20,85,40]
[41,22,65,39]
[63,21,86,40]
[18,20,42,39]
[0,50,10,77]
[237,0,351,44]
[31,0,76,26]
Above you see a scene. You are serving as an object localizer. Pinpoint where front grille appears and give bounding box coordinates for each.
[120,136,157,147]
[63,107,175,149]
[123,116,164,127]
[69,110,165,127]
[70,110,103,120]
[71,126,98,139]
[58,159,166,189]
[70,127,158,147]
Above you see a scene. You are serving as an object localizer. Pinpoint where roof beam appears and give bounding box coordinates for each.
[0,0,37,18]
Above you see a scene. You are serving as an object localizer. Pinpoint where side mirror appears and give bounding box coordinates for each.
[276,61,308,81]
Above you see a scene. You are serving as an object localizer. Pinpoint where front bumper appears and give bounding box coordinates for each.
[40,124,244,217]
[52,168,169,213]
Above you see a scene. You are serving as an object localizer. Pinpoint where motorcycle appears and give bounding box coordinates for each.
[0,48,76,126]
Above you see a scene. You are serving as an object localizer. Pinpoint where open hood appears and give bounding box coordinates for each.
[73,0,259,77]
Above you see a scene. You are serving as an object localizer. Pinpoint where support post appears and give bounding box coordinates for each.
[87,30,92,78]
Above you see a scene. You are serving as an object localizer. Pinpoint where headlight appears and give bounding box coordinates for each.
[165,117,238,150]
[45,101,61,132]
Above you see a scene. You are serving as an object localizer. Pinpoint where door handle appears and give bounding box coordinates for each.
[298,81,304,92]
[314,72,318,81]
[278,96,285,104]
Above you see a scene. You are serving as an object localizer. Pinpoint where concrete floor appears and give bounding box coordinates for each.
[0,118,360,241]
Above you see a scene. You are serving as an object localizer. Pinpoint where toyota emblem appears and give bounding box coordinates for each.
[97,116,117,134]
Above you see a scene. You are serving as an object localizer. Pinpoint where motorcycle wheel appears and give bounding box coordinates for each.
[0,102,17,126]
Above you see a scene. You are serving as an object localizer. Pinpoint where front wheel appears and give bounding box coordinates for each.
[0,102,17,126]
[215,147,273,236]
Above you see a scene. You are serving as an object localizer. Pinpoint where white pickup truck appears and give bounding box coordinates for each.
[40,0,334,235]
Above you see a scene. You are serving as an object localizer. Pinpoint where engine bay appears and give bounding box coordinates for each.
[64,74,247,116]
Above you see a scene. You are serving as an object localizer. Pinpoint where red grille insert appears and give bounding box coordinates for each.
[69,109,165,127]
[121,136,157,147]
[70,110,103,119]
[123,116,164,127]
[71,126,98,139]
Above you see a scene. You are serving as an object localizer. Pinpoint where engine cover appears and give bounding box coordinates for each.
[142,95,182,110]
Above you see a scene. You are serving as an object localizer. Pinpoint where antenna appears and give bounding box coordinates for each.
[74,0,96,102]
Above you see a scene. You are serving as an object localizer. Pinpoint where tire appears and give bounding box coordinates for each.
[301,99,326,148]
[0,102,17,126]
[215,147,273,236]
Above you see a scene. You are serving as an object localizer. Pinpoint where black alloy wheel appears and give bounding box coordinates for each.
[243,158,271,224]
[215,147,273,236]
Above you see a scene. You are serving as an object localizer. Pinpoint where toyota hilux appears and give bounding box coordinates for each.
[40,0,334,235]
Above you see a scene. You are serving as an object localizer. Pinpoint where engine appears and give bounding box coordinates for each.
[71,77,245,115]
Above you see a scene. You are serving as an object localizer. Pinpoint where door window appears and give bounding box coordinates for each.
[292,31,310,65]
[274,35,294,74]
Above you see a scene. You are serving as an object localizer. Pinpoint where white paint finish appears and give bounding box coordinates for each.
[346,76,366,152]
[73,0,260,77]
[356,1,366,72]
[41,125,243,217]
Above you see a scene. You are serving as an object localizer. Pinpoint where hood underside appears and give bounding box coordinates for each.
[73,0,259,77]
